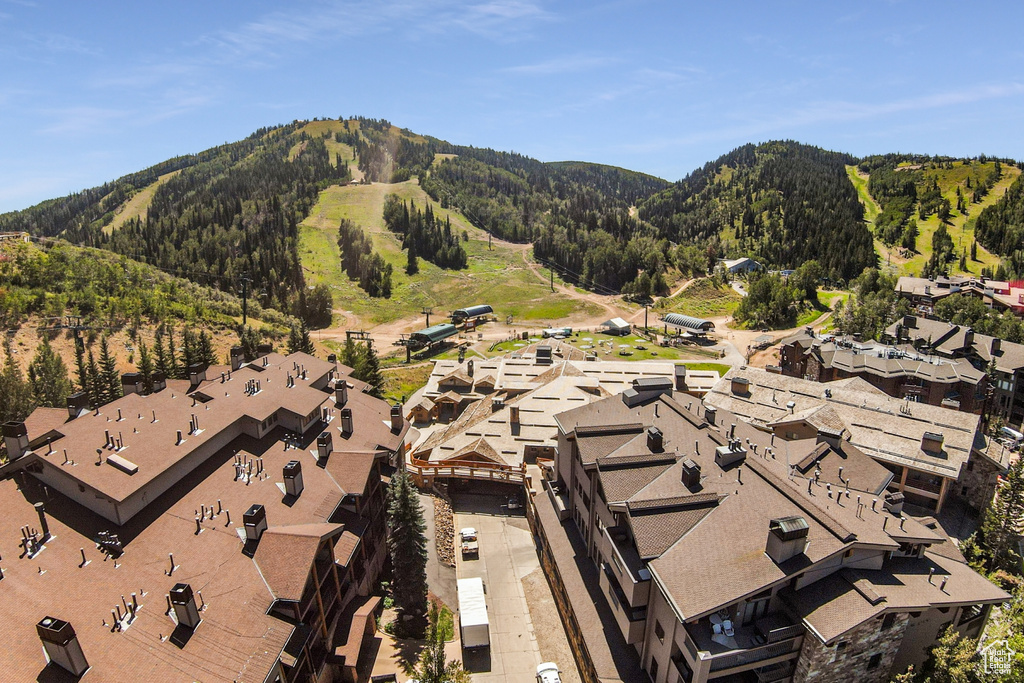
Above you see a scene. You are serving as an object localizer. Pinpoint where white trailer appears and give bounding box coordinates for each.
[457,577,489,649]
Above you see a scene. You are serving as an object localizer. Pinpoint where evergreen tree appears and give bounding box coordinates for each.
[914,626,987,683]
[98,335,121,405]
[27,338,71,408]
[414,600,470,683]
[287,321,315,355]
[239,325,261,362]
[406,243,419,275]
[154,328,173,379]
[386,471,429,633]
[0,345,33,425]
[166,327,180,379]
[360,340,385,398]
[137,340,155,393]
[197,331,216,367]
[74,339,88,395]
[180,329,197,373]
[980,456,1024,573]
[85,349,102,408]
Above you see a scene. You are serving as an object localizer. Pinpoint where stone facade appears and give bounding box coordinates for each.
[793,612,910,683]
[958,451,1005,513]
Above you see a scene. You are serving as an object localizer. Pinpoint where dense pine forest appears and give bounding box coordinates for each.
[637,141,874,281]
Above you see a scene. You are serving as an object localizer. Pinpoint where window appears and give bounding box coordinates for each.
[867,653,882,670]
[881,613,896,630]
[648,656,659,682]
[655,620,665,642]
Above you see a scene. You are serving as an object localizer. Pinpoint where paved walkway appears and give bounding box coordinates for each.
[453,493,543,682]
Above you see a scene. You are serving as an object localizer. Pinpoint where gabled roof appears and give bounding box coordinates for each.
[254,524,345,601]
[448,437,510,465]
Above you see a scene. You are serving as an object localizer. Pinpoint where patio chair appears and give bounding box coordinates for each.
[723,620,735,637]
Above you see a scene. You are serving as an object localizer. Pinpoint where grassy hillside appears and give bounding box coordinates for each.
[653,278,741,318]
[298,179,602,325]
[851,160,1018,276]
[103,169,181,234]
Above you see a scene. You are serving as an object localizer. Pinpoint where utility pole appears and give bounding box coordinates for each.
[422,307,433,328]
[240,274,253,327]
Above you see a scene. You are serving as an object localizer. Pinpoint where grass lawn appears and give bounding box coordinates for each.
[847,162,1019,277]
[381,363,433,404]
[655,278,741,318]
[682,362,732,375]
[489,332,718,361]
[298,178,601,325]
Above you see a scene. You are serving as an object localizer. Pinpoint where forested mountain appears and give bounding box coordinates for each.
[7,116,1018,305]
[975,173,1024,278]
[0,122,350,320]
[637,141,873,281]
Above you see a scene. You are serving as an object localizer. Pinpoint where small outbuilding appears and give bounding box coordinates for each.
[601,317,632,336]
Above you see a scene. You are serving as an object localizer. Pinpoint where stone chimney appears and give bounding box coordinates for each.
[188,364,207,385]
[67,391,90,420]
[256,343,272,359]
[335,381,348,407]
[674,364,687,391]
[391,404,403,433]
[230,346,244,371]
[766,516,809,564]
[340,408,353,435]
[731,376,750,395]
[680,458,701,489]
[2,421,29,460]
[647,427,664,452]
[121,372,143,395]
[152,371,167,393]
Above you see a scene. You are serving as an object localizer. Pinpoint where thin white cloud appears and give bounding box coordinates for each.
[620,82,1024,153]
[38,106,133,135]
[502,54,617,75]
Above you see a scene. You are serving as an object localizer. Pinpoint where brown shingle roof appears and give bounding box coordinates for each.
[254,524,345,601]
[627,504,715,559]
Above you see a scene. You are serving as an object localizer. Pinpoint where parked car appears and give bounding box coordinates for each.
[460,527,479,558]
[536,662,562,683]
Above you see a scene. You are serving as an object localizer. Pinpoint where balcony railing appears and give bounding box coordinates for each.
[707,635,803,672]
[905,477,943,495]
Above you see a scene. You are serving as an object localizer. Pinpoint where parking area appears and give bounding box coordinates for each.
[453,493,543,682]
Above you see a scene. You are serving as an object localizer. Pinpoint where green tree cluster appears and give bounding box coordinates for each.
[338,218,392,298]
[386,471,428,635]
[382,194,467,270]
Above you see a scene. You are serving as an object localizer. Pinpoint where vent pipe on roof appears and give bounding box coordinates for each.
[37,617,89,676]
[176,430,183,446]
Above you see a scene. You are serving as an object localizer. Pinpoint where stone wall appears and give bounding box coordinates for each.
[793,612,909,683]
[957,451,1004,513]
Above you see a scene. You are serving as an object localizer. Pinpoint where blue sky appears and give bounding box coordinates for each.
[2,0,1023,212]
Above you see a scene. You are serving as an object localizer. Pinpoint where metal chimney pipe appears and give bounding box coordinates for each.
[35,502,50,540]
